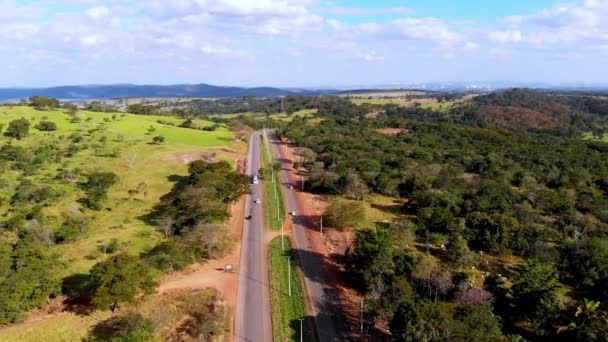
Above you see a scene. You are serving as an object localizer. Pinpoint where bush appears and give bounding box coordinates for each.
[35,120,57,131]
[87,314,155,342]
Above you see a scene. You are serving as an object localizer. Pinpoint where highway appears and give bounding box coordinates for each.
[235,132,272,342]
[270,135,350,342]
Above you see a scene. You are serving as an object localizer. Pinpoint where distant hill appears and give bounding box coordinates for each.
[472,88,608,130]
[0,83,327,101]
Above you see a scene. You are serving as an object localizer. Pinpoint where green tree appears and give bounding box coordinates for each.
[88,254,157,312]
[390,300,454,342]
[87,314,155,342]
[35,120,58,131]
[349,228,394,291]
[512,259,564,334]
[81,172,119,210]
[446,233,474,268]
[563,238,608,299]
[5,118,31,140]
[0,242,61,323]
[29,96,59,110]
[452,305,505,342]
[151,135,165,144]
[568,299,608,341]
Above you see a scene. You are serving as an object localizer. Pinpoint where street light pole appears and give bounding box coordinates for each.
[288,255,292,297]
[298,318,304,342]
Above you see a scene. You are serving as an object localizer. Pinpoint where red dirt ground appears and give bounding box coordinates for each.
[276,140,365,340]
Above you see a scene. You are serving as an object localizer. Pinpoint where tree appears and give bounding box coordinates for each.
[452,305,505,342]
[157,217,175,238]
[87,314,155,342]
[455,288,494,307]
[81,172,119,210]
[29,96,59,110]
[180,118,195,128]
[446,233,474,268]
[390,300,454,342]
[5,118,30,140]
[567,299,608,341]
[563,238,608,300]
[512,259,564,334]
[0,242,61,323]
[345,170,370,200]
[324,200,366,230]
[349,228,394,291]
[182,223,234,259]
[35,120,57,131]
[152,135,165,144]
[64,104,78,116]
[88,254,157,312]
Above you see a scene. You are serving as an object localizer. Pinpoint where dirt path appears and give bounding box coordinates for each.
[276,140,363,340]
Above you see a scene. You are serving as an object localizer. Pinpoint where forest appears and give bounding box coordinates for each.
[279,91,608,341]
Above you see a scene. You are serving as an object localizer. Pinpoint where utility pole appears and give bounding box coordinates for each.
[288,255,292,297]
[320,215,323,235]
[360,299,364,334]
[298,318,304,342]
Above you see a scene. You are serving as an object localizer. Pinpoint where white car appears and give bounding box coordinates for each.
[289,211,296,216]
[254,199,260,204]
[287,185,293,190]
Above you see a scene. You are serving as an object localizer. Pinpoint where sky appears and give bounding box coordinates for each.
[1,0,608,87]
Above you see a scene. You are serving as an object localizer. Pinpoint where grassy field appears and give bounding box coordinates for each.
[261,131,286,230]
[0,105,240,340]
[0,106,237,277]
[351,98,458,112]
[268,237,311,342]
[0,311,113,342]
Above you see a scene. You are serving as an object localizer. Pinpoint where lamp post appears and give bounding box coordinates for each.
[298,318,304,342]
[288,255,292,297]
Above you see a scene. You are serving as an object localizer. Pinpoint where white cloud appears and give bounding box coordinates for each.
[80,34,105,47]
[85,6,109,20]
[360,51,384,62]
[201,44,232,56]
[322,6,412,16]
[489,30,522,43]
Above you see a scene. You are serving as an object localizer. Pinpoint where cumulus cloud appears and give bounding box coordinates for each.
[85,6,109,20]
[1,0,608,86]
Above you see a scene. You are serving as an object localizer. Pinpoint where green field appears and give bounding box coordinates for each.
[0,311,113,342]
[0,105,236,277]
[261,130,286,230]
[268,237,311,342]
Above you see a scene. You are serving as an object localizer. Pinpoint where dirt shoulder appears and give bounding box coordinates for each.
[276,140,363,340]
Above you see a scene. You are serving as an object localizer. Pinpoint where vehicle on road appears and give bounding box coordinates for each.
[287,185,293,189]
[245,215,252,220]
[289,211,296,216]
[254,198,260,204]
[252,175,259,184]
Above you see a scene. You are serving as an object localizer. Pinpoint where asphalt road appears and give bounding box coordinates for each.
[271,135,350,342]
[235,132,272,342]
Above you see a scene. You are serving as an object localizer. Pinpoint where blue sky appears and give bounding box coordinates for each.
[1,0,607,87]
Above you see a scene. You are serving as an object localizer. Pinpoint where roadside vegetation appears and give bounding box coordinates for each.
[268,237,310,342]
[260,130,286,230]
[0,97,243,341]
